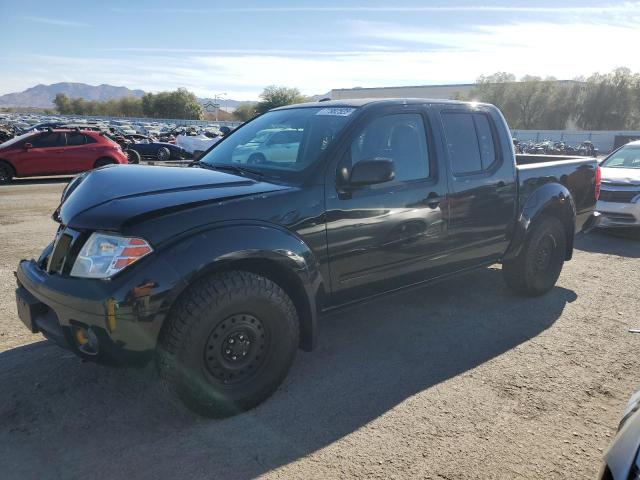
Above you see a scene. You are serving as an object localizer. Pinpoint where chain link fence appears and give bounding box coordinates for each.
[511,130,640,154]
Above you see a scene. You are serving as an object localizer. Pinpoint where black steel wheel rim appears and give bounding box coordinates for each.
[534,234,556,273]
[203,314,268,385]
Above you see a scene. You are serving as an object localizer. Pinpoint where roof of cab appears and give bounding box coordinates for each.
[272,98,486,110]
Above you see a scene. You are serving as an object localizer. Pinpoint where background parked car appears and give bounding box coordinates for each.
[596,140,640,229]
[0,129,128,183]
[231,128,303,164]
[175,132,219,155]
[124,134,190,161]
[600,386,640,479]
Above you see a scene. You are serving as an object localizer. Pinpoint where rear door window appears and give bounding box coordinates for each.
[473,114,497,170]
[66,132,86,146]
[441,112,498,175]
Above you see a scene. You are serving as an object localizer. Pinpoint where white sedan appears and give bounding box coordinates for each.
[596,140,640,228]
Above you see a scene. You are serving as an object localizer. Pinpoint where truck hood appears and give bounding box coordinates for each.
[59,164,290,230]
[601,167,640,186]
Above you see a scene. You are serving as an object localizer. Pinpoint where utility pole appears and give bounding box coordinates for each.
[212,92,227,122]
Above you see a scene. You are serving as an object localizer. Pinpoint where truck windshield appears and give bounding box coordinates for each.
[602,145,640,169]
[199,107,357,181]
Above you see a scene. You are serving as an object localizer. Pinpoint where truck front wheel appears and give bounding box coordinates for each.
[157,271,299,417]
[502,215,566,296]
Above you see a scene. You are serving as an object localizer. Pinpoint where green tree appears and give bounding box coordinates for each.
[469,73,578,129]
[141,88,203,119]
[233,103,257,121]
[255,86,305,114]
[539,82,580,130]
[53,93,72,114]
[117,96,144,117]
[504,76,553,129]
[576,68,639,130]
[470,72,516,107]
[70,97,87,115]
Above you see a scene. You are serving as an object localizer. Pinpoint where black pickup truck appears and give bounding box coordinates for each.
[15,99,600,417]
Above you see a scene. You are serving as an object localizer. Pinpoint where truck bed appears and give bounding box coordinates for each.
[515,154,595,165]
[516,156,599,232]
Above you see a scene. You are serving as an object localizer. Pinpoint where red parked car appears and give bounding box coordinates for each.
[0,129,128,184]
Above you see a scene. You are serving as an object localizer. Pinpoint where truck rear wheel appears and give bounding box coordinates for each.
[502,215,566,296]
[157,271,299,417]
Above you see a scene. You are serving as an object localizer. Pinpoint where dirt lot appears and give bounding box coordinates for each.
[1,178,639,479]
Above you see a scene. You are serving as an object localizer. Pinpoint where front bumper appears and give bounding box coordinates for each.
[596,200,640,228]
[15,248,184,364]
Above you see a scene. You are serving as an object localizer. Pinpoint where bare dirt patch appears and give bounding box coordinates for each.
[1,181,639,479]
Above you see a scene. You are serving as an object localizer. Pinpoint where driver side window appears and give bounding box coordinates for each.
[348,113,430,182]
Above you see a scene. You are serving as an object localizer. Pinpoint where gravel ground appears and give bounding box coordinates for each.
[1,178,639,479]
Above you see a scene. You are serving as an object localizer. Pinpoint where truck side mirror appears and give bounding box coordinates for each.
[349,158,395,187]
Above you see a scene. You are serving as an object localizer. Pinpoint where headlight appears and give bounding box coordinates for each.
[70,233,153,279]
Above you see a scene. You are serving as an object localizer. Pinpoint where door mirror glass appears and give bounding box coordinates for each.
[349,158,395,186]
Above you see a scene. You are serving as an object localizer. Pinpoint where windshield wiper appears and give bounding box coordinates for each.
[190,161,264,178]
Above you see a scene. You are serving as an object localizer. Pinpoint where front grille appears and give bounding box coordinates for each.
[46,227,83,274]
[602,212,636,222]
[599,188,640,203]
[47,233,72,273]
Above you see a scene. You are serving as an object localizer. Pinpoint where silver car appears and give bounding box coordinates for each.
[600,388,640,479]
[597,141,640,228]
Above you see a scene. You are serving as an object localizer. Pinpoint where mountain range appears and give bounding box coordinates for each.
[0,82,325,111]
[0,83,146,108]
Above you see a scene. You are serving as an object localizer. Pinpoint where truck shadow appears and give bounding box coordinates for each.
[0,267,575,479]
[575,230,640,258]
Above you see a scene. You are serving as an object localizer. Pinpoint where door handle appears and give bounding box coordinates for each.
[497,181,506,188]
[425,192,442,209]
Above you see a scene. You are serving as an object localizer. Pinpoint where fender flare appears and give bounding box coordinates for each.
[503,183,577,262]
[158,223,324,351]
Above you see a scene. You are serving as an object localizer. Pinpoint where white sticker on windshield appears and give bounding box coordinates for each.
[316,107,356,116]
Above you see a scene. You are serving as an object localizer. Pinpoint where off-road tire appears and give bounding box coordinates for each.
[502,215,566,296]
[157,271,299,418]
[0,162,14,184]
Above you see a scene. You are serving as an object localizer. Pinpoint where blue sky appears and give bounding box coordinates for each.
[1,0,639,99]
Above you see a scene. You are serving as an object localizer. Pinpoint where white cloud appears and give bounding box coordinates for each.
[3,15,640,99]
[345,18,640,80]
[21,16,90,27]
[111,3,640,14]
